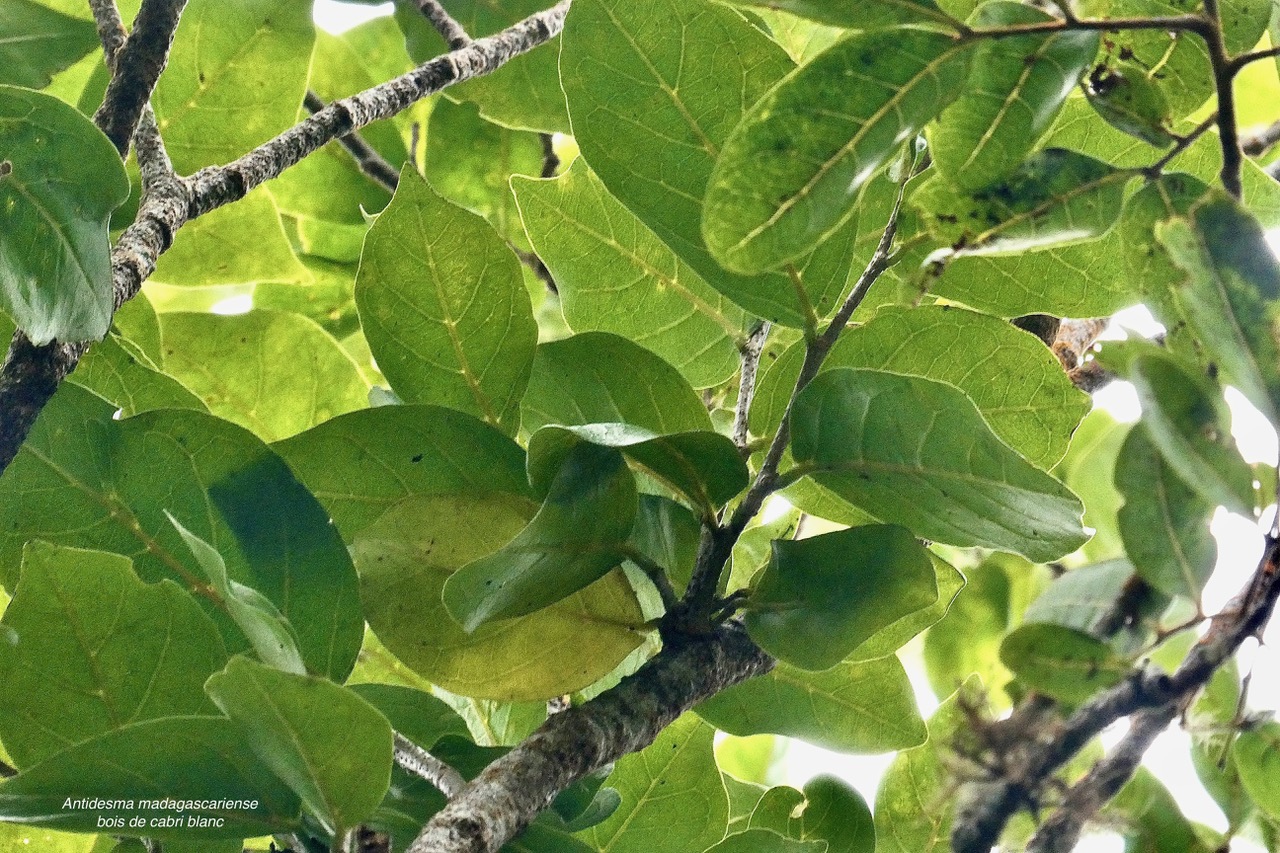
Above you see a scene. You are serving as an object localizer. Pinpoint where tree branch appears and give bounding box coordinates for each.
[951,534,1280,853]
[185,1,570,219]
[1200,0,1244,198]
[303,90,401,193]
[395,733,468,800]
[0,0,571,476]
[407,621,774,853]
[93,0,189,156]
[732,322,770,451]
[418,0,473,50]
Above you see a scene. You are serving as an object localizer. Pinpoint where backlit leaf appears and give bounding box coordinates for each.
[0,1,97,89]
[721,0,959,30]
[999,623,1129,704]
[704,28,975,273]
[357,168,536,435]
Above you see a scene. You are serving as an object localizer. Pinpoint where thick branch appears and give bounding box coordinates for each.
[951,535,1280,852]
[1200,0,1244,198]
[408,622,774,853]
[93,0,189,156]
[0,1,570,476]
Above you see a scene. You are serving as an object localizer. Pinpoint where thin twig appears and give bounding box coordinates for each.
[1231,43,1280,70]
[92,0,189,156]
[622,547,679,611]
[394,733,468,799]
[418,0,473,50]
[304,90,401,193]
[732,322,770,451]
[674,148,917,617]
[1142,112,1218,178]
[1201,0,1244,198]
[1242,118,1280,157]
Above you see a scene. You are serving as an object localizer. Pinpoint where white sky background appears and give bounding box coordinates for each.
[310,3,1280,849]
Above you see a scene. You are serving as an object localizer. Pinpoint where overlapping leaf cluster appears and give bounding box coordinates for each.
[2,0,1280,849]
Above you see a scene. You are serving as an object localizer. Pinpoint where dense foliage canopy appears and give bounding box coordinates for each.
[2,0,1280,851]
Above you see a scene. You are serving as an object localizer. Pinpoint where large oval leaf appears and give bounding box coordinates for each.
[750,304,1089,469]
[153,0,315,172]
[0,85,128,343]
[561,0,857,324]
[512,160,751,389]
[930,3,1098,190]
[704,28,975,274]
[206,657,393,837]
[0,717,302,839]
[0,543,226,769]
[356,168,536,435]
[357,494,647,701]
[721,0,959,30]
[790,368,1087,562]
[0,384,363,680]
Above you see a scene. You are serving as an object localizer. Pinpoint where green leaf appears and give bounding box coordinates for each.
[915,149,1130,259]
[704,829,825,853]
[168,515,307,676]
[0,717,301,839]
[931,3,1098,191]
[1106,768,1213,853]
[703,28,975,274]
[72,331,208,417]
[157,310,368,442]
[848,553,964,661]
[751,9,845,65]
[347,684,471,750]
[0,542,226,768]
[1023,559,1167,652]
[0,1,98,89]
[522,332,712,434]
[395,0,569,132]
[357,494,646,701]
[696,655,926,753]
[751,304,1089,469]
[1232,722,1280,823]
[151,187,311,287]
[0,824,96,853]
[999,623,1129,704]
[206,657,393,836]
[0,85,128,343]
[0,384,363,680]
[562,0,856,325]
[527,423,748,514]
[152,0,315,173]
[745,524,935,670]
[356,168,536,435]
[1116,426,1216,601]
[274,404,533,539]
[790,368,1087,562]
[923,560,1012,703]
[1099,0,1212,119]
[1156,196,1280,422]
[425,99,544,249]
[1084,60,1176,147]
[443,442,637,632]
[1058,410,1131,562]
[749,776,874,853]
[513,160,751,389]
[873,681,972,853]
[1220,0,1271,53]
[721,0,959,30]
[1128,351,1254,515]
[580,714,728,853]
